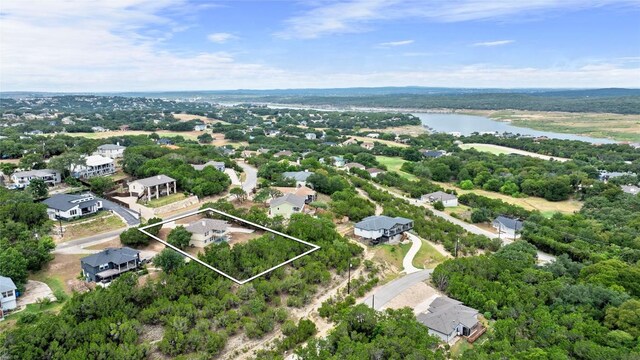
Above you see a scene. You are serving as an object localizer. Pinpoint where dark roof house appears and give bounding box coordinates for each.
[417,296,482,343]
[80,247,141,283]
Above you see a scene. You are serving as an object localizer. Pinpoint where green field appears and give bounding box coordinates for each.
[375,156,418,181]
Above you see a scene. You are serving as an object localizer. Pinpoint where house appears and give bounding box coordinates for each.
[366,168,385,178]
[119,125,130,131]
[354,215,413,245]
[10,169,61,187]
[322,141,337,146]
[305,133,317,140]
[283,171,314,187]
[274,150,293,158]
[265,129,281,137]
[91,126,107,132]
[422,191,458,207]
[80,247,141,283]
[25,130,43,136]
[218,147,235,156]
[272,185,317,203]
[492,215,524,239]
[186,219,229,247]
[332,156,346,167]
[598,171,632,182]
[621,185,640,195]
[416,296,483,343]
[341,138,358,146]
[128,175,177,200]
[157,138,173,146]
[366,133,380,138]
[345,162,366,171]
[71,155,115,178]
[421,149,446,158]
[269,193,306,218]
[191,161,225,172]
[194,124,207,131]
[42,193,103,220]
[0,276,17,313]
[361,142,375,150]
[96,143,126,159]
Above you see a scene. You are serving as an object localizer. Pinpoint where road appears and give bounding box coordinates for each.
[237,161,257,194]
[361,269,433,310]
[99,196,140,226]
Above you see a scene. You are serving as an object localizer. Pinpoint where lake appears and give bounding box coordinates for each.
[414,113,616,144]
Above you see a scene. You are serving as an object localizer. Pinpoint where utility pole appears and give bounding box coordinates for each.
[347,261,352,295]
[59,217,63,238]
[455,238,459,258]
[372,294,375,310]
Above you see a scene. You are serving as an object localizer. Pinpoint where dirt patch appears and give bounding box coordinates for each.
[40,254,85,293]
[381,281,439,311]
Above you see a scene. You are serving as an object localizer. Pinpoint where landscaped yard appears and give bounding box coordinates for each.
[371,238,447,272]
[458,143,569,162]
[143,193,187,208]
[376,156,418,181]
[60,212,126,240]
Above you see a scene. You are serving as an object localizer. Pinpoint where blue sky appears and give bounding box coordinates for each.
[1,0,639,91]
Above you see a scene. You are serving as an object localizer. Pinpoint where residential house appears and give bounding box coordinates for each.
[354,215,414,245]
[80,247,141,283]
[344,162,366,171]
[366,168,385,178]
[274,150,293,158]
[218,147,235,156]
[25,130,43,136]
[416,296,483,343]
[492,215,524,239]
[10,169,61,187]
[422,191,458,207]
[305,133,317,140]
[96,143,126,159]
[283,171,314,187]
[421,149,446,158]
[264,129,281,137]
[157,138,173,146]
[269,194,306,218]
[194,123,207,131]
[599,171,633,182]
[191,161,225,172]
[186,219,229,247]
[621,185,640,195]
[322,141,337,146]
[341,138,358,146]
[366,133,380,138]
[91,126,107,132]
[71,155,115,178]
[272,185,317,203]
[361,142,375,150]
[0,276,17,313]
[42,193,103,220]
[128,175,177,200]
[332,156,346,167]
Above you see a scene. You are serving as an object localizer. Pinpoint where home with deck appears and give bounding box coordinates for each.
[492,215,524,239]
[417,296,484,344]
[128,174,177,201]
[0,276,17,314]
[10,169,61,187]
[71,155,116,179]
[354,215,414,245]
[186,219,230,247]
[96,143,126,159]
[269,194,306,218]
[42,193,103,220]
[422,191,458,207]
[80,247,141,283]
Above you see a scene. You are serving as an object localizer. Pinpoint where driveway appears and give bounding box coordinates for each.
[225,168,241,186]
[402,233,423,274]
[98,196,140,226]
[361,269,433,310]
[237,161,257,194]
[17,280,56,307]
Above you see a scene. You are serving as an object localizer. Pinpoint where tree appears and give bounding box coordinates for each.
[459,179,474,190]
[146,217,163,236]
[154,248,184,273]
[119,227,149,247]
[500,181,519,196]
[230,187,247,203]
[88,177,115,196]
[433,201,445,211]
[28,178,48,199]
[149,132,160,140]
[19,153,45,170]
[167,226,191,250]
[48,152,85,178]
[0,247,29,292]
[197,133,213,143]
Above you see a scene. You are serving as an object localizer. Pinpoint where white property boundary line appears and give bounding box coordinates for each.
[138,208,321,284]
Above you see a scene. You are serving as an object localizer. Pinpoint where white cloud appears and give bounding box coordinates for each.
[207,32,238,43]
[277,0,640,39]
[378,40,414,47]
[473,40,514,47]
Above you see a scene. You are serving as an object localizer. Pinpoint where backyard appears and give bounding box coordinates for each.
[143,192,187,208]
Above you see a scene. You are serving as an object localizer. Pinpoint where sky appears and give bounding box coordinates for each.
[1,0,640,91]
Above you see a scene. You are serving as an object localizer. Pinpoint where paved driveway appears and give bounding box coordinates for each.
[17,280,56,307]
[361,269,433,310]
[237,161,257,194]
[98,196,141,226]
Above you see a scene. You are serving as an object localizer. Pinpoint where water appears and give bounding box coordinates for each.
[414,113,616,144]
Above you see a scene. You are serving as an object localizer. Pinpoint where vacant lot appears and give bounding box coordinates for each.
[350,136,409,148]
[459,143,570,162]
[376,156,418,181]
[172,113,229,124]
[60,212,126,241]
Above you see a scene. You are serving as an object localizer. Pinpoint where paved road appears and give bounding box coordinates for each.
[237,161,257,194]
[54,228,125,253]
[99,196,140,226]
[402,233,422,274]
[361,269,433,310]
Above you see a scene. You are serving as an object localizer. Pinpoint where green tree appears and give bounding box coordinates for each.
[168,226,191,250]
[230,187,247,203]
[28,178,49,199]
[154,248,184,273]
[197,133,213,143]
[88,177,115,196]
[119,227,149,247]
[433,201,445,211]
[500,181,519,196]
[0,247,29,292]
[459,179,474,190]
[48,152,84,179]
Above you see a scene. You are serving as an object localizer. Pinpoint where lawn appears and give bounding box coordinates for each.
[350,136,409,148]
[143,192,187,208]
[370,238,447,272]
[376,156,418,181]
[413,240,447,269]
[459,143,569,162]
[61,212,126,240]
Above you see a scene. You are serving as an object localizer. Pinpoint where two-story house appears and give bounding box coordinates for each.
[354,215,414,245]
[128,175,177,200]
[186,219,229,247]
[0,276,17,313]
[10,169,61,187]
[80,247,141,283]
[96,143,126,159]
[71,155,116,178]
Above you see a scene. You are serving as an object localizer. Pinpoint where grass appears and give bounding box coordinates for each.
[29,273,68,296]
[372,244,407,271]
[459,143,569,162]
[349,136,409,148]
[413,240,447,269]
[61,212,126,240]
[375,156,418,181]
[144,192,187,208]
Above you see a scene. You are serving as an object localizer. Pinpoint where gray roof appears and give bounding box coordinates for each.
[186,219,229,234]
[345,162,365,169]
[621,185,640,195]
[270,193,306,208]
[422,149,445,158]
[131,174,176,187]
[493,215,524,231]
[12,169,59,178]
[417,296,479,334]
[97,144,126,150]
[0,276,17,292]
[81,247,139,267]
[366,168,384,174]
[283,171,314,182]
[355,215,413,231]
[191,161,225,171]
[423,191,457,202]
[42,193,99,211]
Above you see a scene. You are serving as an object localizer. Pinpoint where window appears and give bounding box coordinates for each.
[1,290,13,298]
[70,209,77,216]
[99,263,109,270]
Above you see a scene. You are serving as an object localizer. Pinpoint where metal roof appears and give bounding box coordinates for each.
[493,215,524,231]
[97,144,126,150]
[0,276,17,292]
[186,219,229,234]
[270,193,306,208]
[423,191,457,202]
[42,193,99,211]
[12,169,59,178]
[81,247,139,267]
[191,161,225,171]
[417,296,479,334]
[355,215,412,231]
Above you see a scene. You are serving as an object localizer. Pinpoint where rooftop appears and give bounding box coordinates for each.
[97,144,126,150]
[355,215,412,231]
[423,191,457,201]
[283,171,314,182]
[191,161,225,171]
[131,174,176,187]
[186,219,229,234]
[42,193,99,211]
[84,155,114,167]
[81,247,139,267]
[270,193,306,208]
[12,169,59,178]
[494,215,524,230]
[0,276,17,293]
[417,296,479,335]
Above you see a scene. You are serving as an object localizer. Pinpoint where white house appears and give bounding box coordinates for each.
[492,215,524,239]
[366,168,385,178]
[10,169,61,187]
[71,155,115,179]
[91,126,107,132]
[621,185,640,195]
[96,143,126,159]
[194,124,207,131]
[354,215,413,245]
[417,297,483,344]
[283,171,314,187]
[42,193,103,220]
[305,133,317,140]
[191,161,225,172]
[128,175,177,200]
[0,276,17,313]
[186,219,229,247]
[422,191,458,207]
